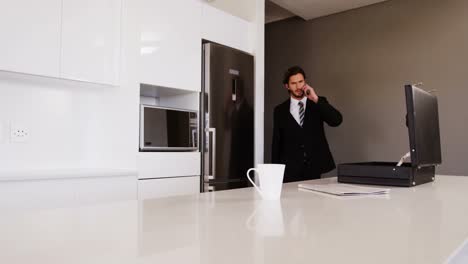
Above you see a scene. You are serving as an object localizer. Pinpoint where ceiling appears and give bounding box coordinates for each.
[205,0,256,22]
[265,0,295,24]
[267,0,389,22]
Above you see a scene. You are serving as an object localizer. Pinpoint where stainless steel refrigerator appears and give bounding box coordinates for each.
[201,42,254,192]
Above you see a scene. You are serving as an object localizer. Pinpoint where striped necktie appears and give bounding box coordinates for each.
[298,101,305,127]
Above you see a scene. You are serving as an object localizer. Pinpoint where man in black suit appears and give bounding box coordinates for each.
[272,66,342,183]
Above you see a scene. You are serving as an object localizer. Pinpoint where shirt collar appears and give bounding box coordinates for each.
[290,96,307,107]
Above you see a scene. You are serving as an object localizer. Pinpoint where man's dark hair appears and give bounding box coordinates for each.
[283,66,306,84]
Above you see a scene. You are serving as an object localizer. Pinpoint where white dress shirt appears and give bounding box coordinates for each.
[290,96,307,126]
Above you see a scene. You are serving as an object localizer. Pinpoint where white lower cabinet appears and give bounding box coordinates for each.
[137,152,201,179]
[0,176,137,210]
[138,176,200,200]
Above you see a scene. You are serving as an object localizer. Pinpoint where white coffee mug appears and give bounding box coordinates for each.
[246,164,285,200]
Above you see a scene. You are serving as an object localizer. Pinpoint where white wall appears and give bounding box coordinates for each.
[0,71,138,170]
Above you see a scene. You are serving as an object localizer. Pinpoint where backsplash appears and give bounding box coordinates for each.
[0,71,138,170]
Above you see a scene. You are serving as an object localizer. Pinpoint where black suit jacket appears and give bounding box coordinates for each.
[272,97,342,182]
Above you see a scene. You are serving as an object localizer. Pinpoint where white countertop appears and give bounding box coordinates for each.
[0,168,138,181]
[1,175,468,264]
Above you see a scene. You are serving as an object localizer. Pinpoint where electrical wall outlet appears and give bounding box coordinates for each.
[10,123,30,143]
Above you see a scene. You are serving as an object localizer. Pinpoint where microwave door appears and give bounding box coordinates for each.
[140,106,198,151]
[144,106,169,149]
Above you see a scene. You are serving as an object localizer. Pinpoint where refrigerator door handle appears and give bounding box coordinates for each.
[232,78,237,101]
[209,127,216,179]
[205,127,216,181]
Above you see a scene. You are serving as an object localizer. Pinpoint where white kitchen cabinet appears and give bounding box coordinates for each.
[136,0,201,92]
[0,0,62,77]
[0,176,137,210]
[138,176,200,200]
[137,152,201,179]
[201,3,255,54]
[60,0,122,85]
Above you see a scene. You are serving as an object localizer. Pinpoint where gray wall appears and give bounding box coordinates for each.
[265,0,468,176]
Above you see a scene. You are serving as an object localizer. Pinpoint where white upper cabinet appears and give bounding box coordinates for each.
[0,0,62,77]
[60,0,122,85]
[201,4,255,54]
[137,0,201,92]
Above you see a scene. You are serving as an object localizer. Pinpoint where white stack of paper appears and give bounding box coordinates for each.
[298,183,390,196]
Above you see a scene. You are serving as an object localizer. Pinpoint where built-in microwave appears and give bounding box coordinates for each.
[139,105,198,151]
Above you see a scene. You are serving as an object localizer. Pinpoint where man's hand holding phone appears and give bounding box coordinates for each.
[302,83,319,103]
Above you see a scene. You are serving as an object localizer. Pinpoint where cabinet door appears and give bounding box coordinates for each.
[60,0,122,85]
[138,176,200,200]
[137,152,201,179]
[137,0,201,92]
[0,176,136,210]
[201,4,254,54]
[0,0,61,77]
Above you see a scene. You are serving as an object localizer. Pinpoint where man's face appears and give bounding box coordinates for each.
[285,73,305,99]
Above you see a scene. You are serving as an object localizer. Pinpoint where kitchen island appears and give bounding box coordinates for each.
[1,175,468,264]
